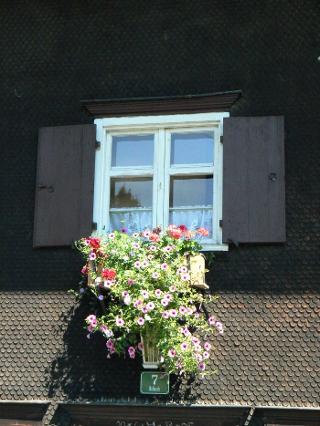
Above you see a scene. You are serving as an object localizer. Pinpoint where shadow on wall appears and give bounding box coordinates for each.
[46,295,197,402]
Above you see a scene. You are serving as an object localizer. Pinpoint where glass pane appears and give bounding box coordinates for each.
[169,208,212,236]
[110,178,153,208]
[169,176,213,207]
[112,134,154,167]
[110,210,152,233]
[170,132,214,165]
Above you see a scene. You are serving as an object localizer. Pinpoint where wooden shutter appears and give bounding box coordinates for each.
[33,124,96,247]
[222,116,285,244]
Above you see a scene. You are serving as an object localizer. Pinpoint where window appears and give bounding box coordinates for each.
[93,113,229,251]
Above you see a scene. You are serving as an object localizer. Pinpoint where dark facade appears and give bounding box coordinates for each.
[0,1,319,425]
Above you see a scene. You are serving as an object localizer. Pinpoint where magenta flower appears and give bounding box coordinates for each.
[86,314,97,325]
[128,346,136,359]
[160,263,168,270]
[122,291,129,297]
[215,321,224,334]
[181,327,191,337]
[106,339,114,349]
[127,278,135,285]
[168,349,176,358]
[89,252,96,260]
[164,293,172,301]
[116,317,125,327]
[169,309,178,318]
[162,311,169,319]
[161,298,169,307]
[203,351,210,359]
[133,299,142,308]
[192,337,200,345]
[137,317,145,326]
[142,306,148,314]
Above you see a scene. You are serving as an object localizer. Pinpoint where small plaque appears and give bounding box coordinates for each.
[140,371,169,395]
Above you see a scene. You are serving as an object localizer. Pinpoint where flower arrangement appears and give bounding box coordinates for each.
[75,225,223,376]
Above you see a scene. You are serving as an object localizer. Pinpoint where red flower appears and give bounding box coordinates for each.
[197,227,209,237]
[102,268,117,280]
[88,237,101,250]
[149,233,160,242]
[167,225,182,239]
[178,224,188,233]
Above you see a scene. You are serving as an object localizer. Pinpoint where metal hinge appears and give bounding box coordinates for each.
[220,135,223,144]
[95,141,101,149]
[92,222,97,231]
[219,219,223,227]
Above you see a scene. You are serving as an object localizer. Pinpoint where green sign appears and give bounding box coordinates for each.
[140,371,170,395]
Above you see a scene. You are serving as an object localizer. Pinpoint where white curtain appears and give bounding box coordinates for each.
[169,209,212,236]
[110,211,153,233]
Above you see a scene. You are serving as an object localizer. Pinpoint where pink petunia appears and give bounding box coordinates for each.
[169,309,178,318]
[127,278,135,286]
[180,342,188,351]
[106,339,114,349]
[203,351,210,359]
[134,261,141,269]
[208,316,216,326]
[137,317,145,326]
[141,260,149,268]
[160,263,168,270]
[181,273,190,281]
[154,289,162,298]
[204,342,212,351]
[162,311,170,319]
[169,285,176,293]
[179,306,187,315]
[168,348,176,358]
[140,290,149,299]
[116,317,125,327]
[161,298,169,307]
[152,271,160,280]
[89,252,96,260]
[108,233,115,240]
[146,302,155,311]
[198,362,206,371]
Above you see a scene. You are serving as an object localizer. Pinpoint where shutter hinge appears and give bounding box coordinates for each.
[92,222,97,231]
[220,135,223,144]
[219,219,223,227]
[95,141,101,149]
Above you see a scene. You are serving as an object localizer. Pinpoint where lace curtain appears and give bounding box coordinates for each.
[110,208,212,236]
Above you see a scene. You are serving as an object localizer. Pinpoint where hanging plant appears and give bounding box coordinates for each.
[75,225,224,376]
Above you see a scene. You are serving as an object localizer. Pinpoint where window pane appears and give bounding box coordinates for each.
[170,132,214,165]
[112,134,154,167]
[110,178,153,208]
[110,210,152,233]
[169,208,212,236]
[169,176,213,207]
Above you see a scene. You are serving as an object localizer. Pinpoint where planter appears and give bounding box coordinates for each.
[188,254,209,290]
[141,328,161,369]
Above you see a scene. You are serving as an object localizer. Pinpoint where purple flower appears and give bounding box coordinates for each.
[161,298,169,307]
[98,294,104,301]
[137,317,145,326]
[181,327,191,337]
[132,242,140,249]
[203,351,210,359]
[169,309,178,318]
[116,317,125,327]
[120,227,128,233]
[133,299,142,308]
[89,252,96,260]
[164,293,172,301]
[162,311,169,319]
[142,306,148,314]
[160,263,168,270]
[180,342,188,351]
[86,314,97,325]
[128,346,136,359]
[198,362,206,371]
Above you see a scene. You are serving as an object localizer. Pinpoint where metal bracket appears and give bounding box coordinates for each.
[95,141,101,149]
[92,222,97,231]
[219,219,223,227]
[220,135,223,144]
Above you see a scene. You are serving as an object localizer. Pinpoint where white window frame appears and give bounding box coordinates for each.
[93,112,229,251]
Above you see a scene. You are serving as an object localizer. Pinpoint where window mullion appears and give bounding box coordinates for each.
[155,128,166,229]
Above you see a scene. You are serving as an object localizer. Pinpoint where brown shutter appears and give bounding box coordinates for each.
[222,116,285,244]
[33,124,96,247]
